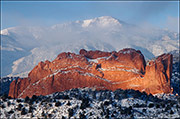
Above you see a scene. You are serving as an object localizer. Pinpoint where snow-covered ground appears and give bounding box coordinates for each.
[0,88,180,118]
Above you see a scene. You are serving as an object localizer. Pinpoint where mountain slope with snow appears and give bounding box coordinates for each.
[1,16,179,77]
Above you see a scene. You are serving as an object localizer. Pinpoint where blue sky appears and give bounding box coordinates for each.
[1,1,179,32]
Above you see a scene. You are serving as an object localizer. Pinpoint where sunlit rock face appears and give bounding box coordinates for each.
[9,48,173,98]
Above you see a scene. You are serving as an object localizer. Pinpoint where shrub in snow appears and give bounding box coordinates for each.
[21,107,28,115]
[121,109,126,115]
[133,103,140,108]
[24,96,30,103]
[110,99,115,106]
[7,101,11,106]
[80,98,90,110]
[156,104,160,108]
[29,95,39,105]
[100,111,104,116]
[114,89,124,95]
[35,100,39,103]
[111,112,116,117]
[1,94,8,102]
[150,96,161,102]
[100,103,105,113]
[42,111,47,117]
[148,103,154,108]
[170,110,174,114]
[177,97,180,103]
[51,99,56,102]
[139,103,147,107]
[176,104,179,110]
[62,95,70,99]
[55,94,62,99]
[106,108,110,116]
[48,103,53,107]
[77,95,84,100]
[52,109,56,114]
[160,102,166,108]
[55,101,61,107]
[124,107,132,115]
[66,101,71,106]
[68,108,74,117]
[148,93,154,99]
[17,99,23,103]
[165,105,171,111]
[8,96,12,99]
[142,108,146,112]
[4,111,9,117]
[31,95,38,101]
[29,106,35,113]
[41,98,48,104]
[103,91,112,99]
[62,116,65,119]
[37,95,45,101]
[40,101,44,105]
[29,99,34,105]
[48,114,52,118]
[8,109,14,114]
[103,100,110,106]
[79,112,86,119]
[43,97,52,102]
[17,104,23,111]
[114,93,121,100]
[69,92,78,98]
[170,101,176,107]
[133,90,143,98]
[1,104,6,108]
[105,113,109,118]
[89,112,93,116]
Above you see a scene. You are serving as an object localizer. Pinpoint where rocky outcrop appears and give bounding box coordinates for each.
[8,48,173,98]
[143,54,173,94]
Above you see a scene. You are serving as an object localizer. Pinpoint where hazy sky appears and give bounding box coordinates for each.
[1,1,179,32]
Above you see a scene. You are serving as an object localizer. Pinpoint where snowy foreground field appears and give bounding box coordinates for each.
[1,88,180,118]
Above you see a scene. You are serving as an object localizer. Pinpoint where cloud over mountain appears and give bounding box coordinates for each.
[1,16,179,77]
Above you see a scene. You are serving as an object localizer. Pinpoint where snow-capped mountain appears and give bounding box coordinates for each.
[1,16,179,77]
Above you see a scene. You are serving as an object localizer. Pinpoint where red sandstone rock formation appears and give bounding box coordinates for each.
[8,48,173,98]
